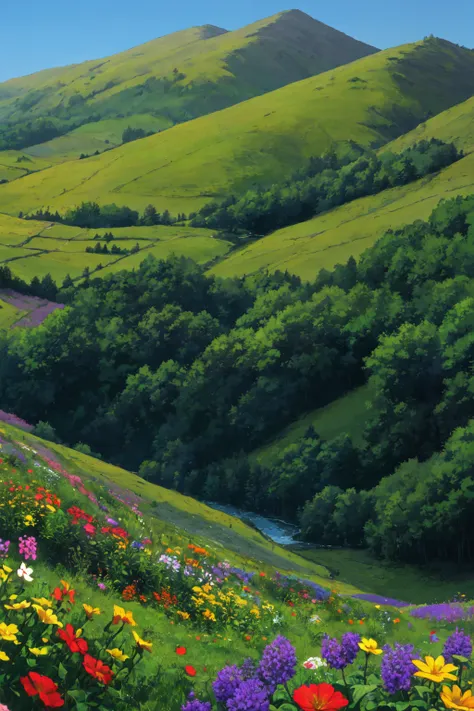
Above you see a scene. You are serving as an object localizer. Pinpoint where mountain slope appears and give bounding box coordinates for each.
[0,10,377,154]
[210,151,474,280]
[1,37,473,217]
[385,94,474,154]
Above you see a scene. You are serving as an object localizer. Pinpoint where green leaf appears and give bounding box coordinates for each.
[274,705,296,711]
[351,685,378,705]
[68,690,86,702]
[413,686,430,697]
[58,663,67,681]
[394,702,410,711]
[453,655,469,664]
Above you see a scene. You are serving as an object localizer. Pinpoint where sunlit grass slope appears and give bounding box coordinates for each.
[0,37,472,217]
[1,421,356,592]
[210,151,474,280]
[252,385,372,466]
[0,212,231,282]
[0,11,377,132]
[386,94,474,154]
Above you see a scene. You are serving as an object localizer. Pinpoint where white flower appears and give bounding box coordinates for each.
[17,563,34,582]
[303,656,327,670]
[309,614,322,624]
[272,614,283,625]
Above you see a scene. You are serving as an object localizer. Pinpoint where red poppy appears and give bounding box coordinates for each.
[293,683,349,711]
[57,624,88,655]
[83,655,114,685]
[20,672,64,708]
[185,665,197,677]
[52,585,75,605]
[259,572,266,577]
[176,646,187,655]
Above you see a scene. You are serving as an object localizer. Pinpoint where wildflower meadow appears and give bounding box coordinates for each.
[1,426,474,710]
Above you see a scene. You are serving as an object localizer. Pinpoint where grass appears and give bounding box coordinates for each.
[1,39,473,217]
[210,151,474,280]
[0,212,231,283]
[0,296,21,327]
[297,547,474,605]
[252,385,372,466]
[386,95,474,154]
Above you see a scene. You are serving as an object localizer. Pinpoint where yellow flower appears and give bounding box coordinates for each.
[33,605,63,628]
[413,656,458,683]
[359,638,383,655]
[32,597,52,608]
[203,609,216,622]
[441,685,474,710]
[177,610,190,620]
[112,605,136,627]
[3,566,12,574]
[0,650,10,661]
[83,604,101,619]
[8,595,18,601]
[0,622,19,642]
[46,505,56,513]
[132,630,152,653]
[5,600,31,611]
[106,648,129,662]
[29,647,49,657]
[24,514,34,526]
[375,605,381,610]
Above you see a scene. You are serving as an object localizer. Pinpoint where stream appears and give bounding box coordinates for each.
[205,501,302,546]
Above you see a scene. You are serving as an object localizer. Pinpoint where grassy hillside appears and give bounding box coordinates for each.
[0,37,472,217]
[210,150,474,280]
[386,94,474,154]
[0,11,376,155]
[0,212,231,283]
[252,385,372,466]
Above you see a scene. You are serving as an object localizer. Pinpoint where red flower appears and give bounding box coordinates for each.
[293,683,349,711]
[83,655,114,685]
[83,523,96,536]
[52,583,76,605]
[176,646,187,655]
[57,624,88,655]
[20,672,64,708]
[259,572,266,577]
[185,665,197,677]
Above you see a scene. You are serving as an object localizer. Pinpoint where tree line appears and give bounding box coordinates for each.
[25,203,186,229]
[190,138,462,235]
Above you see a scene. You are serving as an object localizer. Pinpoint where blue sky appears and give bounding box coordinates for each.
[1,0,472,82]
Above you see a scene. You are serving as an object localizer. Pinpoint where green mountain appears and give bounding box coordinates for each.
[0,37,472,218]
[0,9,377,159]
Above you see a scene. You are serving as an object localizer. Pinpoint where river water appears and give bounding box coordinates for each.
[205,501,301,546]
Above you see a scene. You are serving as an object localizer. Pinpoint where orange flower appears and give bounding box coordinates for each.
[348,619,354,625]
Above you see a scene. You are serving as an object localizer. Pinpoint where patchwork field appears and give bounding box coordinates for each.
[0,212,231,283]
[210,151,474,280]
[0,39,473,218]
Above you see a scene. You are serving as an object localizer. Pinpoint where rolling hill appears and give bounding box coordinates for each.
[210,150,474,280]
[385,94,474,154]
[0,37,473,218]
[0,10,377,161]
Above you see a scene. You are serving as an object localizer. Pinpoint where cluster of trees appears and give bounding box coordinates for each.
[0,265,59,301]
[121,126,155,144]
[4,194,474,563]
[25,202,186,229]
[190,139,462,235]
[85,241,140,255]
[0,118,63,151]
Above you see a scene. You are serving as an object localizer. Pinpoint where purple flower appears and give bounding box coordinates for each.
[106,517,119,526]
[213,666,243,703]
[321,633,361,670]
[443,629,473,662]
[240,657,256,681]
[257,636,297,693]
[0,539,10,558]
[97,582,106,590]
[381,643,416,694]
[411,604,471,623]
[342,632,361,664]
[181,692,211,711]
[227,678,269,711]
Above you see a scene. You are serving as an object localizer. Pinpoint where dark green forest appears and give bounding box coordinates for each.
[2,194,474,564]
